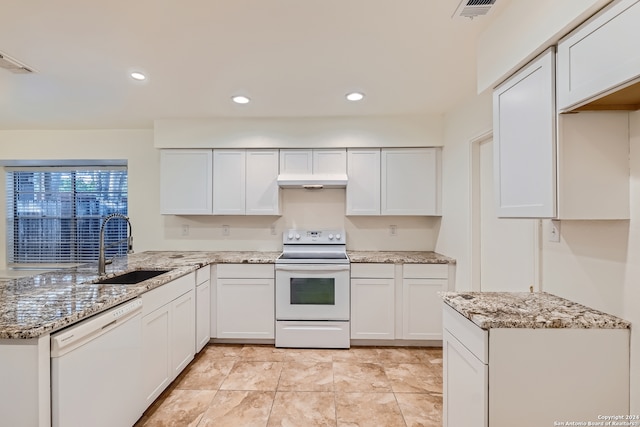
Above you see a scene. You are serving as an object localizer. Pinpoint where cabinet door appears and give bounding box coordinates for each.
[171,290,195,379]
[279,149,312,174]
[213,150,246,215]
[142,305,171,406]
[196,280,211,353]
[557,0,640,111]
[351,278,395,340]
[381,148,441,215]
[346,149,380,215]
[493,48,556,218]
[443,329,488,427]
[246,149,280,215]
[402,278,446,340]
[160,149,213,215]
[217,278,275,339]
[313,149,347,174]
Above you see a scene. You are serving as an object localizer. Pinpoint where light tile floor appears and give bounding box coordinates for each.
[134,344,443,427]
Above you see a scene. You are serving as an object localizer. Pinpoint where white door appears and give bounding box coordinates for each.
[479,139,537,292]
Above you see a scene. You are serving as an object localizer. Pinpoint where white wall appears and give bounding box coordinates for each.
[0,117,443,269]
[0,130,162,270]
[436,90,492,290]
[154,115,444,148]
[440,93,639,412]
[539,111,640,410]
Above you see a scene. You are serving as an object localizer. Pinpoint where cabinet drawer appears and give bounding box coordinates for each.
[442,303,488,364]
[216,263,274,279]
[403,263,448,279]
[196,266,210,285]
[350,263,395,279]
[142,272,195,316]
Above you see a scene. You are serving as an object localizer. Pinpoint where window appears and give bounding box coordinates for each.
[6,166,128,265]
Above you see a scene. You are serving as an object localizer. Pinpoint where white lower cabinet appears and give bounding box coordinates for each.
[350,262,453,344]
[443,304,630,427]
[402,264,448,340]
[171,290,196,376]
[195,266,211,352]
[141,304,172,408]
[141,272,195,407]
[350,264,395,340]
[216,264,275,339]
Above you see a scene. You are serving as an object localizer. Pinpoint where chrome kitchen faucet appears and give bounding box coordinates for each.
[98,213,134,275]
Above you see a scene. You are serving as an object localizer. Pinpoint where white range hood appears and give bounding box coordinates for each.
[277,173,348,189]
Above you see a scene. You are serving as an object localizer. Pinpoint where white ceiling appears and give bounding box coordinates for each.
[0,0,509,129]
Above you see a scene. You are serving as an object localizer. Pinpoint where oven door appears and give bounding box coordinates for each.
[275,264,350,321]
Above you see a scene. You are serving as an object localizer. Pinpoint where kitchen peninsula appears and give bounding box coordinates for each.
[0,249,454,427]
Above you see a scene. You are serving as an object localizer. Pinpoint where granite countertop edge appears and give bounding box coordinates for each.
[441,291,630,330]
[347,251,455,264]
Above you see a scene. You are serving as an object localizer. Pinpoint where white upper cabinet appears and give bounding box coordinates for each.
[381,148,441,216]
[279,149,313,174]
[313,149,347,174]
[213,150,246,215]
[245,150,280,215]
[347,148,441,216]
[160,149,213,215]
[161,148,279,216]
[493,49,556,218]
[494,47,631,220]
[214,149,280,215]
[279,149,347,175]
[557,0,640,112]
[346,149,381,215]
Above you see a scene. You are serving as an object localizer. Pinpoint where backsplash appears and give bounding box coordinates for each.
[162,188,440,252]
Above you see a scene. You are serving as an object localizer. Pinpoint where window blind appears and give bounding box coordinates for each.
[6,167,128,264]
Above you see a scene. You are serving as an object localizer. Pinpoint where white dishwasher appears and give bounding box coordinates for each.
[51,298,143,427]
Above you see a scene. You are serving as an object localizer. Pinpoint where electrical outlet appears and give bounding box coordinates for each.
[181,224,189,236]
[222,225,230,236]
[270,224,277,235]
[549,220,561,243]
[389,225,397,236]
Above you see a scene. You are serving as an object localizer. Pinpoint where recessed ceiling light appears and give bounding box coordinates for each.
[130,72,146,81]
[346,92,365,101]
[232,95,251,104]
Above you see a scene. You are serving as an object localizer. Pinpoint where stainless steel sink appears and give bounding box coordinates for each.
[95,269,171,284]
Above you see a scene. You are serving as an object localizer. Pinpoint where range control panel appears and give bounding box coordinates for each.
[283,229,345,244]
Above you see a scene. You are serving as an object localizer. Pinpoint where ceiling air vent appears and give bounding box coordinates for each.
[0,52,33,74]
[453,0,497,19]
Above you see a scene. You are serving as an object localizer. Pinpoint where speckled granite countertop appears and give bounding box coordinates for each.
[347,251,455,264]
[442,291,630,330]
[1,250,453,339]
[0,251,280,339]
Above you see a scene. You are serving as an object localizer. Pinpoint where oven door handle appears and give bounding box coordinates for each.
[275,264,350,273]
